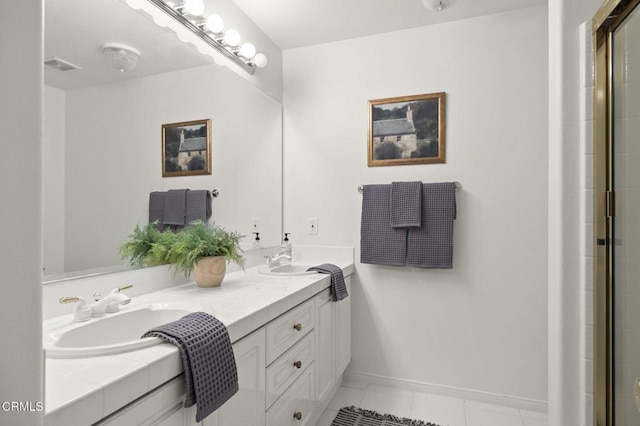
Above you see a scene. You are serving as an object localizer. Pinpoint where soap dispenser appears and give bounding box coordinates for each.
[252,232,262,249]
[282,233,291,255]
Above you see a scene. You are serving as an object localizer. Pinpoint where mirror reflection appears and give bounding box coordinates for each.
[43,0,282,280]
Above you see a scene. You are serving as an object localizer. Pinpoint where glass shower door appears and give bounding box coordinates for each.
[613,5,640,424]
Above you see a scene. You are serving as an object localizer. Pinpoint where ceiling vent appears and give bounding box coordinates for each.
[44,57,82,72]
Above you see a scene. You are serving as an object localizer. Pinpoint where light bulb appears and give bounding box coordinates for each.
[184,0,205,16]
[224,29,241,47]
[205,14,224,33]
[253,53,268,68]
[239,42,256,59]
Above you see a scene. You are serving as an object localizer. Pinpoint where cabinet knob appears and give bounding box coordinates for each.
[293,360,302,369]
[293,323,302,331]
[293,411,302,420]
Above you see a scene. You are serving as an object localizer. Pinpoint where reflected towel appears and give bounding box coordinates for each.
[185,190,212,225]
[307,264,348,301]
[149,191,166,230]
[406,182,456,269]
[142,312,238,422]
[163,189,188,227]
[390,181,422,228]
[360,184,407,267]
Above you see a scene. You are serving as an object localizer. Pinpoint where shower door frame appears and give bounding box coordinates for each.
[593,0,640,424]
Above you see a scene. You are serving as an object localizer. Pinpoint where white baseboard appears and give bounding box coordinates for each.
[343,370,548,413]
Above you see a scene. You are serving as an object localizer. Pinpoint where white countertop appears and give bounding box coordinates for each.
[44,260,354,425]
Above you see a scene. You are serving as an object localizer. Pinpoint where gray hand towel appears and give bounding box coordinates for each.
[163,189,188,226]
[142,312,238,422]
[390,181,422,228]
[307,264,348,301]
[149,191,166,230]
[360,184,407,267]
[406,182,456,269]
[185,190,212,226]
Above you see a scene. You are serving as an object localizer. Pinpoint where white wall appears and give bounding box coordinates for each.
[548,0,602,425]
[0,0,43,424]
[43,86,66,275]
[283,6,548,402]
[52,64,282,273]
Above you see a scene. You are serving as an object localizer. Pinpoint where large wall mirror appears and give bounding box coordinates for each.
[43,0,282,281]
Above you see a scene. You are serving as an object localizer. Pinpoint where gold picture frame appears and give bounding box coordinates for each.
[368,92,446,167]
[162,119,212,177]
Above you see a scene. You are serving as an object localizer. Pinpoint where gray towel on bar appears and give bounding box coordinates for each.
[360,184,407,267]
[149,191,166,230]
[406,182,456,269]
[307,264,348,301]
[185,190,212,225]
[390,181,423,228]
[163,189,188,227]
[142,312,238,423]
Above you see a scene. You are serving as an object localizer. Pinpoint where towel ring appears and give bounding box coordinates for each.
[357,181,461,193]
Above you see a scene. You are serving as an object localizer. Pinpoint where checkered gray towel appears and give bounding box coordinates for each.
[406,182,456,269]
[185,190,212,225]
[149,191,166,230]
[390,181,422,228]
[307,264,348,301]
[163,189,188,227]
[360,184,408,266]
[142,312,238,422]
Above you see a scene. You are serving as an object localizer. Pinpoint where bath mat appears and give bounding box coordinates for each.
[331,406,442,426]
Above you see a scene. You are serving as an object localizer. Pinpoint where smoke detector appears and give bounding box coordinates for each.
[101,43,140,72]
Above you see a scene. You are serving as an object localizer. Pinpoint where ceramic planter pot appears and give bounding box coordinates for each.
[192,256,226,287]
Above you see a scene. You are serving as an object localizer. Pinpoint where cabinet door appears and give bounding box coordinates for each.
[95,376,187,426]
[314,288,335,404]
[216,327,266,426]
[335,277,352,378]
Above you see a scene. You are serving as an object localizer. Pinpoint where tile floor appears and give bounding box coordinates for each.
[315,381,548,426]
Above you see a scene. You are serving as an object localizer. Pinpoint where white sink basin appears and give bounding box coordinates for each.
[258,264,317,276]
[44,302,210,358]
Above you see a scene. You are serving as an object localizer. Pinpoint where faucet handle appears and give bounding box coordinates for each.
[115,283,133,292]
[59,296,91,322]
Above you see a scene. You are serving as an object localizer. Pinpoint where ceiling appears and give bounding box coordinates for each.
[44,0,547,90]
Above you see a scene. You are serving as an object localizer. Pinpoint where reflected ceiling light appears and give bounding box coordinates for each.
[132,0,268,75]
[101,43,140,72]
[421,0,457,11]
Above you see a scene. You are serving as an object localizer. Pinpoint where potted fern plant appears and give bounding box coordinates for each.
[120,221,245,287]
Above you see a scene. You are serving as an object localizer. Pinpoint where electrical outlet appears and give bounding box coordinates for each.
[308,217,318,235]
[251,217,260,233]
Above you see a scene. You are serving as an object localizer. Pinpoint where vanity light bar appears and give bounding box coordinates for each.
[144,0,265,75]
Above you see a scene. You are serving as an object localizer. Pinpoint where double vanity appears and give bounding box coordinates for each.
[43,246,353,426]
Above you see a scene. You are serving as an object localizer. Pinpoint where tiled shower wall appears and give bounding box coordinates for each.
[579,21,595,426]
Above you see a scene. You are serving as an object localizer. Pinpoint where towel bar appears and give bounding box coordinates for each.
[357,181,461,193]
[210,189,219,198]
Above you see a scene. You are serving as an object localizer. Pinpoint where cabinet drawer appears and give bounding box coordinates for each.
[266,365,315,426]
[266,331,315,409]
[266,298,314,364]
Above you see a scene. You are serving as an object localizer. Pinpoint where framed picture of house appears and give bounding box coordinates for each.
[162,119,212,177]
[368,92,446,166]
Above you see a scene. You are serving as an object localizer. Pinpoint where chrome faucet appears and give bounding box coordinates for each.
[89,284,132,317]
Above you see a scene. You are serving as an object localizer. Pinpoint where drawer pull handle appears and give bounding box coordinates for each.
[294,360,302,369]
[293,323,302,331]
[293,411,303,420]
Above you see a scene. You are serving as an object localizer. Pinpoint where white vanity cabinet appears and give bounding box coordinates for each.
[90,275,351,426]
[315,276,352,405]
